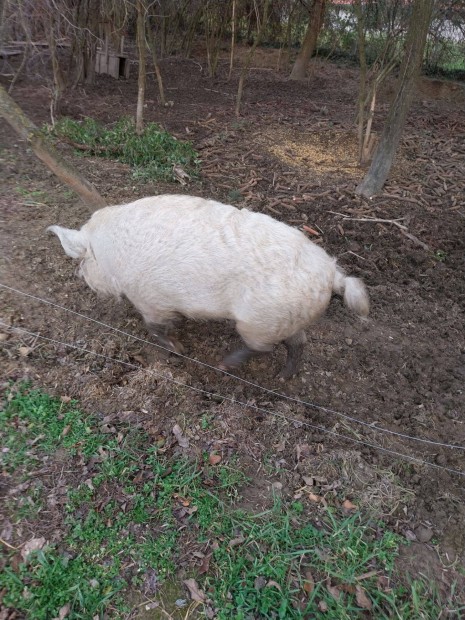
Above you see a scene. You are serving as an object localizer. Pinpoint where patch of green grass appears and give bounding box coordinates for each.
[227,188,244,203]
[0,388,105,474]
[434,249,447,262]
[1,387,462,619]
[2,548,125,620]
[48,116,200,183]
[15,187,49,203]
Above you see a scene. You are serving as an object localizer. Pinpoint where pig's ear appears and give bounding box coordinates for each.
[47,225,88,259]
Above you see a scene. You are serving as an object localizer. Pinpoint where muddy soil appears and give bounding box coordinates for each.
[1,49,465,598]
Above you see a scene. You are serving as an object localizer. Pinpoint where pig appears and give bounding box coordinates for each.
[48,194,369,378]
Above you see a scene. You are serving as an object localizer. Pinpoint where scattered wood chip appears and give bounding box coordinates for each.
[302,224,320,236]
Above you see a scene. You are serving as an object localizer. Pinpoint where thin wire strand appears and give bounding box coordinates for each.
[2,321,465,480]
[1,282,464,451]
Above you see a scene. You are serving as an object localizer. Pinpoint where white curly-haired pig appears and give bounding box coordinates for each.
[48,194,369,378]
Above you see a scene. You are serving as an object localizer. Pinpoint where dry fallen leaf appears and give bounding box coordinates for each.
[326,582,342,601]
[318,600,328,611]
[1,521,13,542]
[183,578,205,602]
[18,346,32,357]
[174,495,191,507]
[254,576,267,590]
[198,554,211,575]
[228,535,245,547]
[356,569,379,581]
[296,443,310,462]
[60,395,72,403]
[307,491,328,506]
[303,570,315,594]
[355,585,372,609]
[172,424,189,448]
[21,537,46,561]
[0,333,8,342]
[61,425,71,438]
[132,354,147,367]
[266,580,282,591]
[52,603,70,620]
[377,574,391,592]
[208,453,221,465]
[342,499,358,513]
[274,439,286,452]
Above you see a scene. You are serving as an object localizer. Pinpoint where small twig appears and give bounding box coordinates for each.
[57,136,120,155]
[399,228,430,251]
[380,193,423,206]
[184,601,201,620]
[340,250,367,261]
[0,537,22,550]
[329,212,409,231]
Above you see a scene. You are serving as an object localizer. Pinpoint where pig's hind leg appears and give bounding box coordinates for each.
[147,322,185,354]
[219,324,306,379]
[278,330,306,379]
[219,321,273,372]
[139,307,185,355]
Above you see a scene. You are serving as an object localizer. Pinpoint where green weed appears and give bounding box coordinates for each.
[48,116,200,183]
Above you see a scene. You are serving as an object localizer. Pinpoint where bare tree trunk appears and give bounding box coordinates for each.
[235,0,270,117]
[70,0,100,86]
[289,0,326,80]
[354,0,367,162]
[282,1,295,72]
[204,0,224,78]
[356,0,434,198]
[228,0,236,80]
[146,13,166,107]
[0,0,8,51]
[136,0,146,135]
[147,30,166,106]
[0,85,106,207]
[45,10,66,125]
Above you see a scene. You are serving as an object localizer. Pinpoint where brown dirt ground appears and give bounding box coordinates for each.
[1,47,465,609]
